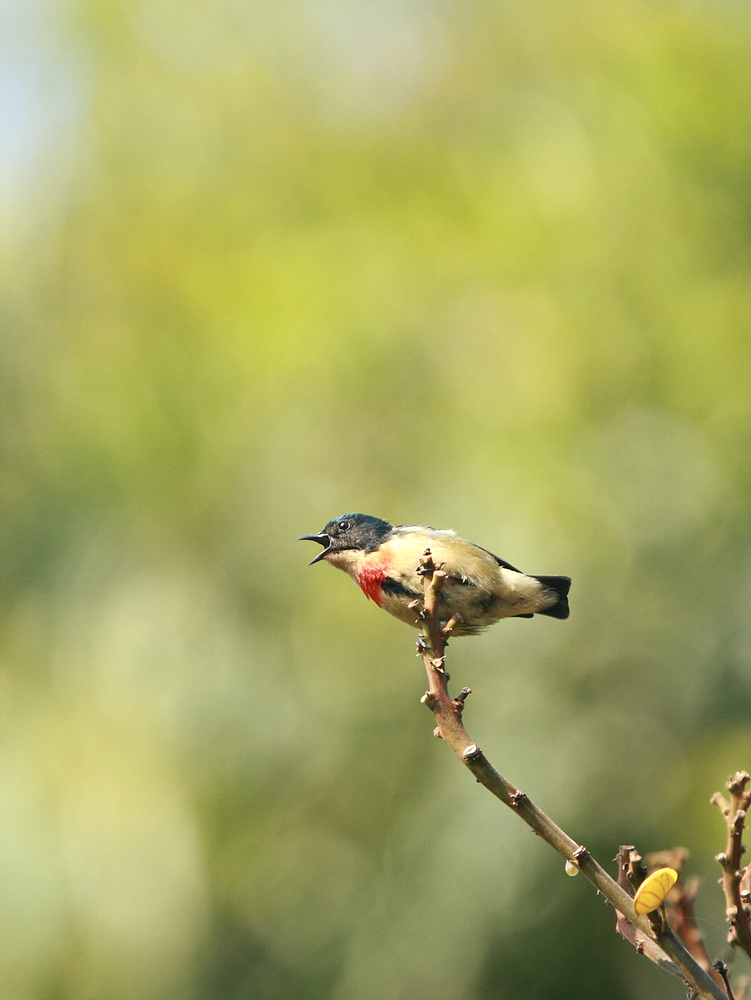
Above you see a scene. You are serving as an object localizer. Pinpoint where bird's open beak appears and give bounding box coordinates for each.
[298,531,331,564]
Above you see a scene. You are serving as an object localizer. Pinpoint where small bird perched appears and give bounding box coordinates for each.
[300,513,571,636]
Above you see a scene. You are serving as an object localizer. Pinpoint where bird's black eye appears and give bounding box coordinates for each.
[337,520,350,533]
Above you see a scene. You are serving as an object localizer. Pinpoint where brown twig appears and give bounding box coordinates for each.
[672,875,724,984]
[615,847,686,973]
[713,961,737,1000]
[712,772,751,961]
[415,551,726,1000]
[640,848,726,988]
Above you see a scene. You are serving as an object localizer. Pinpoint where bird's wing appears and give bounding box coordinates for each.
[477,545,523,574]
[392,526,524,576]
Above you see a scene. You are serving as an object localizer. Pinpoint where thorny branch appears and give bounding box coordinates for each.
[626,846,727,990]
[413,550,727,1000]
[614,846,691,976]
[712,772,751,961]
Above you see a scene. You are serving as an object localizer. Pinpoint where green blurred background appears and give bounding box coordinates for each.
[3,1,751,997]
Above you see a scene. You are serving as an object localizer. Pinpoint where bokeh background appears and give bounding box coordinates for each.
[3,1,751,998]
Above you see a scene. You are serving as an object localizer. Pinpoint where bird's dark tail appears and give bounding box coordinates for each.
[532,575,571,619]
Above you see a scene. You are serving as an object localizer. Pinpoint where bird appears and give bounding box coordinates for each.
[300,513,570,636]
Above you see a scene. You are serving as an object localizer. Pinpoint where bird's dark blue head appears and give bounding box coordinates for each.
[299,513,394,564]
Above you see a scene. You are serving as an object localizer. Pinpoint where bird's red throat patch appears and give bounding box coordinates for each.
[356,562,389,606]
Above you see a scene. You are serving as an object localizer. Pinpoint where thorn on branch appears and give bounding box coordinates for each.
[711,960,736,1000]
[412,601,427,629]
[442,613,462,637]
[453,687,471,714]
[617,845,647,891]
[712,793,731,817]
[740,866,751,903]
